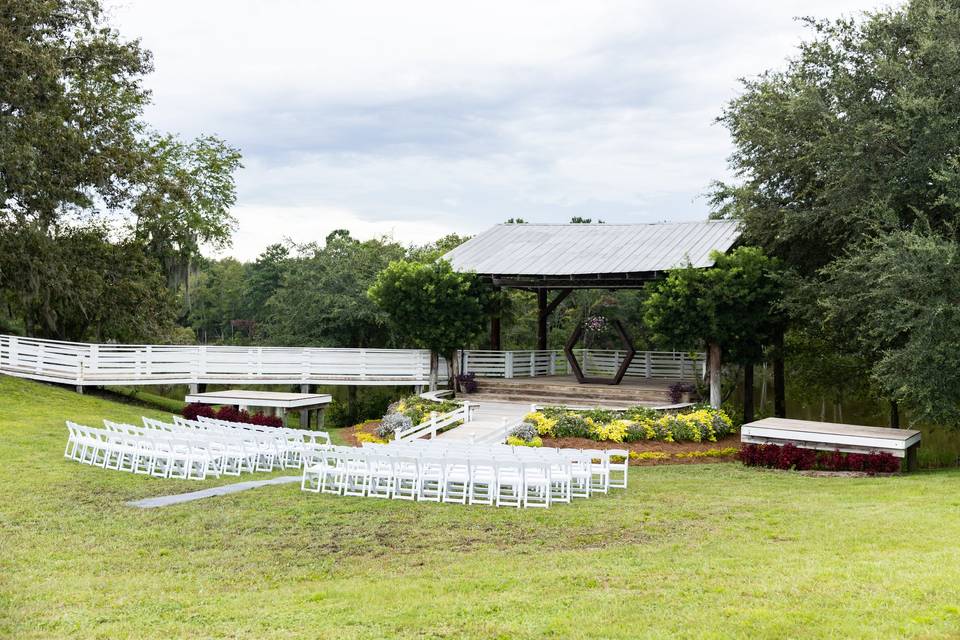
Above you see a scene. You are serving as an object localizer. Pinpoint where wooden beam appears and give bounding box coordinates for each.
[545,288,572,315]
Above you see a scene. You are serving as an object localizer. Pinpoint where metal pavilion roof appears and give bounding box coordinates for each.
[443,221,741,288]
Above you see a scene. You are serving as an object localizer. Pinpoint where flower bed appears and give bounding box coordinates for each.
[738,443,901,474]
[524,405,734,444]
[182,403,284,427]
[375,395,460,440]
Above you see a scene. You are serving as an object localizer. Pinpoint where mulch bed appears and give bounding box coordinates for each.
[541,433,742,466]
[344,420,382,447]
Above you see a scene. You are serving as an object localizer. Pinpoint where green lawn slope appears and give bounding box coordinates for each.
[1,374,959,639]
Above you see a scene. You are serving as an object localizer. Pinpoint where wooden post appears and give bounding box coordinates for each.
[743,363,755,424]
[905,443,918,472]
[708,342,721,409]
[536,289,548,350]
[890,399,900,429]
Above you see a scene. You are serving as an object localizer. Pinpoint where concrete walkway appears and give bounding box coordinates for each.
[436,400,530,443]
[127,475,300,509]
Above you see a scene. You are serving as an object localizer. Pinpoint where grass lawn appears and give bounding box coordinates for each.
[2,374,960,639]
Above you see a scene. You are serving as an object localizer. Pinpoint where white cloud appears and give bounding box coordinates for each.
[109,0,895,260]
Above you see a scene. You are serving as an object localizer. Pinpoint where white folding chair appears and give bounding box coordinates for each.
[569,452,592,499]
[522,460,551,508]
[495,460,523,508]
[391,455,420,501]
[606,449,630,489]
[418,455,445,502]
[583,449,609,494]
[548,457,572,504]
[442,457,471,504]
[468,457,496,506]
[368,453,395,499]
[342,450,370,497]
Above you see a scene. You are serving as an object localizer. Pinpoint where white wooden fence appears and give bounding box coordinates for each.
[461,349,704,380]
[394,403,475,441]
[0,335,434,387]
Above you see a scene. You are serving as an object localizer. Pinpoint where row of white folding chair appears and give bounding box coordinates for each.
[196,415,331,447]
[149,417,289,472]
[383,441,629,491]
[104,419,253,478]
[66,421,217,479]
[138,419,277,475]
[184,416,327,469]
[303,446,560,507]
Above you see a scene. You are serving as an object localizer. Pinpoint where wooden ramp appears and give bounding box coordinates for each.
[436,401,529,443]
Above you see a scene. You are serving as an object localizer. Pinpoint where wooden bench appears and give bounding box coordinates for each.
[741,417,921,472]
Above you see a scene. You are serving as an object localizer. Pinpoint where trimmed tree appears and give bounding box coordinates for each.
[368,260,487,390]
[643,247,782,416]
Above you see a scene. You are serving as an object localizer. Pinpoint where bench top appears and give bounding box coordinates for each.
[742,417,920,442]
[185,389,332,409]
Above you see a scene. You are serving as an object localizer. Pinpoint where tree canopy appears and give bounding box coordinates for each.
[713,0,960,274]
[0,0,242,341]
[713,0,960,425]
[368,260,488,385]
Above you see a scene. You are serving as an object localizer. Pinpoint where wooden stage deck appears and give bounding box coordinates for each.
[467,375,679,408]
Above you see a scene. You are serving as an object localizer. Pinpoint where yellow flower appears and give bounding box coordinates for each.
[523,411,557,437]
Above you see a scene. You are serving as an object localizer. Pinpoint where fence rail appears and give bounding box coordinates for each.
[461,349,704,381]
[0,335,434,387]
[395,403,474,441]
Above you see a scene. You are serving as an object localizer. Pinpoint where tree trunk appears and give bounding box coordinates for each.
[743,363,754,424]
[708,342,722,409]
[429,351,438,391]
[450,350,460,392]
[890,399,900,428]
[759,362,768,410]
[347,385,358,424]
[773,328,786,418]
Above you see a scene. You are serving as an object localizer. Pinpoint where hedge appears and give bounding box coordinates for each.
[738,443,901,474]
[525,405,734,443]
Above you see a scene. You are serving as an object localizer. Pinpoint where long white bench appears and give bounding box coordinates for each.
[741,417,921,471]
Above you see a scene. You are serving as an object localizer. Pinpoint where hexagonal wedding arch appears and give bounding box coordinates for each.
[564,319,636,385]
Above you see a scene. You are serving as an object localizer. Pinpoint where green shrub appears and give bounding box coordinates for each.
[553,413,592,438]
[388,395,459,425]
[524,405,735,444]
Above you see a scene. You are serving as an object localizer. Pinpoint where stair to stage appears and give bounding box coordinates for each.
[466,375,679,409]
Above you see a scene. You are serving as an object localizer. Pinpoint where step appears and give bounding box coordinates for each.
[465,393,660,410]
[470,383,671,402]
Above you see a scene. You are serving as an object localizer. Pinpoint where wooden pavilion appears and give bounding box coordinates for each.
[444,220,742,404]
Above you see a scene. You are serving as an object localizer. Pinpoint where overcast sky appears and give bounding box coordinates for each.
[110,0,891,261]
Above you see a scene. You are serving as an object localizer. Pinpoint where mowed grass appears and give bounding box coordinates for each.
[2,376,960,639]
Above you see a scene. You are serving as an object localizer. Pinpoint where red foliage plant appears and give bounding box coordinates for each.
[737,443,901,474]
[181,403,283,428]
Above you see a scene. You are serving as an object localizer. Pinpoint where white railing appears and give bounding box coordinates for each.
[394,403,475,441]
[0,334,434,387]
[473,416,526,445]
[461,349,704,380]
